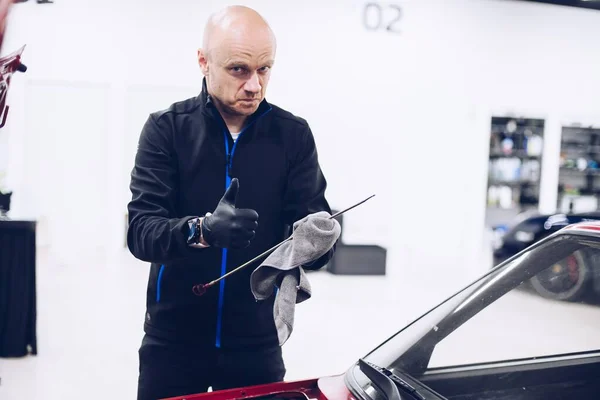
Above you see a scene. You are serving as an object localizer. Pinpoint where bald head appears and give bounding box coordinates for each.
[202,6,276,61]
[197,6,277,122]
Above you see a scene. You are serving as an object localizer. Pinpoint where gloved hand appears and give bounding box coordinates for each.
[202,178,259,249]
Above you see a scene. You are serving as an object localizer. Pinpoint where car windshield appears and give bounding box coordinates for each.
[347,229,600,398]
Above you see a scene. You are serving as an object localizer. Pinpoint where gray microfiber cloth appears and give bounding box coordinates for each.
[250,211,341,345]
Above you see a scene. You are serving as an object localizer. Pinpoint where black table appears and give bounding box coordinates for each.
[0,219,37,358]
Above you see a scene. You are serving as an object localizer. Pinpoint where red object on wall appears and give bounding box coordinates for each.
[0,44,26,128]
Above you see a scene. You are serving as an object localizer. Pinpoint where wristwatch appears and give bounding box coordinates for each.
[187,213,211,248]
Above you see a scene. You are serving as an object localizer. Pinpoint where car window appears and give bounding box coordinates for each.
[427,244,600,369]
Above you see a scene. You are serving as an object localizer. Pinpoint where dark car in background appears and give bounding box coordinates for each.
[492,210,600,301]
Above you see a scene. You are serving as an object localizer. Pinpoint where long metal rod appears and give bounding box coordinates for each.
[204,194,376,288]
[330,194,375,219]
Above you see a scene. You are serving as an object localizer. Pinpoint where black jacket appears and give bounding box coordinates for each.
[127,80,335,350]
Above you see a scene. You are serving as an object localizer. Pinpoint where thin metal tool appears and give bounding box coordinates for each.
[192,194,376,296]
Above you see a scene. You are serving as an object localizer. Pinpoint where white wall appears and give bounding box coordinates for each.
[2,0,600,282]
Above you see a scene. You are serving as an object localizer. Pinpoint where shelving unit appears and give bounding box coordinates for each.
[486,116,545,227]
[557,126,600,213]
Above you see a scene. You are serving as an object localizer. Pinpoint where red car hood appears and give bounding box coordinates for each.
[161,374,358,400]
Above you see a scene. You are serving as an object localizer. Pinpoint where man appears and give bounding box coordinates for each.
[127,5,336,400]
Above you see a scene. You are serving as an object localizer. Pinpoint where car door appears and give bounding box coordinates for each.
[412,238,600,400]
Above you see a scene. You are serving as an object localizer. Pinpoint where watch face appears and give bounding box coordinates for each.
[187,218,199,243]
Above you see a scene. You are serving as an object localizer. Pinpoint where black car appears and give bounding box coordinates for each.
[492,210,600,301]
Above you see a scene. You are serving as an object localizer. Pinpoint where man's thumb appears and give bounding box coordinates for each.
[222,178,239,206]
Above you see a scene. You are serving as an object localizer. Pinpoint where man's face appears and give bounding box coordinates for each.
[199,29,275,117]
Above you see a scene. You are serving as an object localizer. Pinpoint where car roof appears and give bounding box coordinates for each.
[561,220,600,237]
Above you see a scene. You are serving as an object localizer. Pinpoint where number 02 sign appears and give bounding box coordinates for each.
[363,3,402,33]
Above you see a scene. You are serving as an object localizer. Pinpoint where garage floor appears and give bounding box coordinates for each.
[3,246,600,400]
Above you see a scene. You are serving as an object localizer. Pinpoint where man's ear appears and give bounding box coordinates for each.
[197,48,209,75]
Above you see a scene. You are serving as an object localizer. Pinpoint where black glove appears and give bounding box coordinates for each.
[202,178,259,249]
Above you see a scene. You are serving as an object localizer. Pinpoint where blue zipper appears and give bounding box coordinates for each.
[156,264,165,302]
[214,106,272,348]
